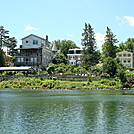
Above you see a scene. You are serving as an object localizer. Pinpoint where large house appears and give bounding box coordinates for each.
[14,34,52,67]
[67,48,83,66]
[116,51,133,68]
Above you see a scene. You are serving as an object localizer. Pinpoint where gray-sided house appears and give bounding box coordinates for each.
[14,34,52,67]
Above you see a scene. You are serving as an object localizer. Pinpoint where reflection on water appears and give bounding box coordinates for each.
[0,89,134,134]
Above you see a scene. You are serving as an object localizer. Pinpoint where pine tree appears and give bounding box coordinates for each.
[102,27,118,59]
[81,23,100,68]
[0,48,5,67]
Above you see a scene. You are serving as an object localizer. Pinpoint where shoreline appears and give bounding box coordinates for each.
[1,86,133,91]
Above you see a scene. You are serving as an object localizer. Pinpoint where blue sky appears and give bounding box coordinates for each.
[1,0,134,50]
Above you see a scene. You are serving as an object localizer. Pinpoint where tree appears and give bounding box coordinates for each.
[0,26,17,54]
[102,57,117,77]
[116,38,134,52]
[0,26,17,65]
[102,27,118,59]
[0,26,9,48]
[81,23,100,68]
[0,49,5,67]
[52,53,68,64]
[7,37,17,56]
[51,40,79,56]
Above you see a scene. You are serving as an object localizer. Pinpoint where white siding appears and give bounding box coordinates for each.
[22,35,42,48]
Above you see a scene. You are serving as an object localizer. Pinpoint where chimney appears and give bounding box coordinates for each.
[46,35,48,41]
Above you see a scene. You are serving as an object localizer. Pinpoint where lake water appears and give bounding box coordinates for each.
[0,89,134,134]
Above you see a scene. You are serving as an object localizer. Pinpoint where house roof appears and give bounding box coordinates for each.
[16,48,41,50]
[0,67,34,71]
[116,51,133,54]
[21,34,46,40]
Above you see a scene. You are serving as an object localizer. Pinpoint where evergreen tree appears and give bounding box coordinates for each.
[0,26,17,54]
[102,27,118,59]
[0,49,5,67]
[0,26,9,48]
[0,26,17,65]
[81,23,100,68]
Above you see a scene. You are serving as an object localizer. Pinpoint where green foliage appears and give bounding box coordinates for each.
[0,26,17,56]
[102,57,117,77]
[81,23,100,68]
[116,38,134,52]
[88,64,103,77]
[52,53,68,64]
[15,72,24,76]
[46,63,56,74]
[102,27,118,59]
[0,49,5,67]
[51,40,79,56]
[0,76,124,89]
[116,65,131,88]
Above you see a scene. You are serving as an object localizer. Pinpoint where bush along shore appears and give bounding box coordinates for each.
[0,76,133,90]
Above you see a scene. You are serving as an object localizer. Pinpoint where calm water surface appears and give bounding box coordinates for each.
[0,89,134,134]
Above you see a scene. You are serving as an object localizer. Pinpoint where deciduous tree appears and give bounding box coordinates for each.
[52,53,68,64]
[52,40,79,56]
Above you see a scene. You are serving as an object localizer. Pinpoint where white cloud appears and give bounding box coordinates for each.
[95,33,105,49]
[24,25,39,31]
[66,33,73,37]
[116,16,125,26]
[116,16,134,27]
[124,16,134,27]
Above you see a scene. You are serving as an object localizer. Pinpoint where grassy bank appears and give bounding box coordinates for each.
[0,77,128,90]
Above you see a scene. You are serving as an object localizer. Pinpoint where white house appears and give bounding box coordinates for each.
[67,48,83,66]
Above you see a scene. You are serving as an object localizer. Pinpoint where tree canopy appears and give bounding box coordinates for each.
[52,53,68,64]
[51,40,79,56]
[116,38,134,52]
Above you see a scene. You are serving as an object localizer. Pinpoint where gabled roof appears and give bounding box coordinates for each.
[21,34,46,40]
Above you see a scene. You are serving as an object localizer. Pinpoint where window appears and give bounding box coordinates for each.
[124,60,126,63]
[31,58,37,63]
[21,58,24,62]
[71,56,74,59]
[128,59,131,63]
[34,58,37,63]
[26,41,28,43]
[76,50,81,54]
[69,50,74,54]
[118,54,122,57]
[33,40,38,45]
[128,54,131,57]
[17,58,20,62]
[31,58,34,62]
[17,58,24,62]
[123,54,126,57]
